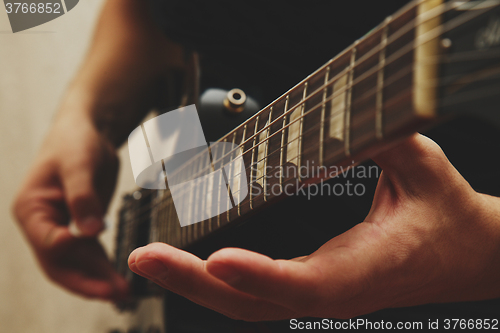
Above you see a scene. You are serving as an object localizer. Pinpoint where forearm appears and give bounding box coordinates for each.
[58,0,184,147]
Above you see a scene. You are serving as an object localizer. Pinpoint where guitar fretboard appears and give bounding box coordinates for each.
[115,0,500,270]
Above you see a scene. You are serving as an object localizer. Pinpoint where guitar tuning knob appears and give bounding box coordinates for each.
[223,88,246,114]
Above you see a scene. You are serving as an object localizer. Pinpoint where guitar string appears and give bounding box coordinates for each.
[198,0,495,170]
[125,64,417,223]
[123,67,500,228]
[135,71,500,247]
[131,68,498,245]
[130,0,493,207]
[125,26,500,226]
[213,0,463,146]
[126,0,438,207]
[127,74,500,247]
[129,36,500,221]
[122,75,500,250]
[188,0,494,170]
[119,11,500,250]
[116,2,425,240]
[141,77,500,229]
[119,1,498,238]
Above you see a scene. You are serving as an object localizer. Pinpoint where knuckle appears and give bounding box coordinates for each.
[413,135,448,166]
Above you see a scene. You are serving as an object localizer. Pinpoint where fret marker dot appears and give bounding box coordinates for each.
[133,191,142,200]
[441,38,452,49]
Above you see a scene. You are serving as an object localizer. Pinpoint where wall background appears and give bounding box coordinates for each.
[0,2,162,332]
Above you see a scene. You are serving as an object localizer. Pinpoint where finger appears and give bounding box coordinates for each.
[19,200,129,300]
[205,247,326,315]
[70,238,130,300]
[44,237,129,300]
[51,269,119,300]
[51,266,129,301]
[61,161,104,237]
[15,186,74,251]
[205,222,399,318]
[129,243,297,321]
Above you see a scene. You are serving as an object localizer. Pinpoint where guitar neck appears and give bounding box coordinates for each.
[116,0,500,266]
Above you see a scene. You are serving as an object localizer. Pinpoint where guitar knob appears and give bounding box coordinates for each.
[223,88,246,114]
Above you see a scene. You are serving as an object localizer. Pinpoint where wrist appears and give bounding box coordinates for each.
[54,83,150,148]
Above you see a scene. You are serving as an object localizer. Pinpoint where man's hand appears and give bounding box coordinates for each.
[12,112,129,300]
[11,0,180,300]
[128,134,500,320]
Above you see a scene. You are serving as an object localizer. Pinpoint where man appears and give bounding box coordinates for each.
[13,0,500,326]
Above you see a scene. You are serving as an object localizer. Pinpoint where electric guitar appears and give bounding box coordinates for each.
[112,0,500,331]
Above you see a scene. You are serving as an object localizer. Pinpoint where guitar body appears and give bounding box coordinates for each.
[115,1,500,331]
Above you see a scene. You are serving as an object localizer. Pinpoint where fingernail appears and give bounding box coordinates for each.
[128,250,137,265]
[208,262,241,285]
[136,259,168,280]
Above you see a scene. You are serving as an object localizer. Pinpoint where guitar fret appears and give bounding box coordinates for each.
[190,161,197,242]
[187,158,194,244]
[263,107,273,200]
[167,191,173,244]
[155,195,160,243]
[165,193,172,245]
[226,133,237,221]
[237,124,247,216]
[207,146,215,232]
[256,108,272,199]
[168,195,175,246]
[199,149,208,239]
[249,116,260,209]
[150,193,159,243]
[174,195,181,248]
[345,43,358,156]
[376,17,391,140]
[216,138,227,226]
[298,82,308,179]
[206,145,214,233]
[192,154,198,240]
[180,219,185,248]
[154,192,160,243]
[195,150,204,240]
[160,194,166,244]
[286,93,303,168]
[319,67,330,167]
[180,163,188,247]
[279,96,289,187]
[160,192,167,244]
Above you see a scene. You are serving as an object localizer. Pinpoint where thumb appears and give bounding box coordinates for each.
[62,163,105,237]
[371,133,456,197]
